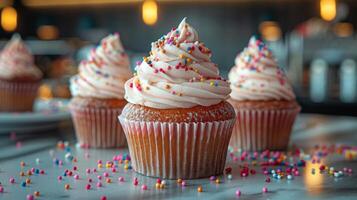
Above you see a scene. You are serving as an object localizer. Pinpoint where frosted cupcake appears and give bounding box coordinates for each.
[69,33,132,148]
[228,36,300,151]
[119,18,235,179]
[0,35,42,112]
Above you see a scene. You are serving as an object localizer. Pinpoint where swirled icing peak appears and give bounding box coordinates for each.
[124,18,231,109]
[70,33,132,99]
[0,34,42,80]
[229,36,295,101]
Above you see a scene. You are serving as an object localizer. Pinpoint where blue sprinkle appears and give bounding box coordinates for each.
[21,182,26,187]
[35,169,40,174]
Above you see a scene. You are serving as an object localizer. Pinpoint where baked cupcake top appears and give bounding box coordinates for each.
[70,33,132,99]
[124,18,231,109]
[0,34,42,81]
[228,36,295,101]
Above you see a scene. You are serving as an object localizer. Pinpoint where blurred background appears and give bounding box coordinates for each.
[0,0,356,115]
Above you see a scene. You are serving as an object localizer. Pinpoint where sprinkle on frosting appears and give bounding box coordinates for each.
[70,33,132,99]
[228,36,295,101]
[124,18,231,109]
[0,34,42,80]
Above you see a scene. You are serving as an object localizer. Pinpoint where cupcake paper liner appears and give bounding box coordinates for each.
[69,105,127,148]
[230,107,300,151]
[0,80,40,112]
[119,116,235,179]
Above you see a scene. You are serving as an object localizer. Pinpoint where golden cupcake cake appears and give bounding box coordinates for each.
[119,18,235,179]
[0,34,42,112]
[69,33,132,148]
[228,36,300,151]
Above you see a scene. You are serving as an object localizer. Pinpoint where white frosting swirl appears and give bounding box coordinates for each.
[124,18,231,109]
[229,36,295,101]
[70,33,132,99]
[0,34,42,80]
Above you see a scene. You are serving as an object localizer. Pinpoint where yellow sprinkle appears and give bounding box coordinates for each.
[186,58,192,63]
[178,93,183,96]
[210,81,214,86]
[197,186,203,192]
[179,54,185,59]
[155,183,161,189]
[215,178,220,184]
[98,163,103,168]
[124,164,129,170]
[160,183,165,189]
[177,179,182,184]
[165,85,171,89]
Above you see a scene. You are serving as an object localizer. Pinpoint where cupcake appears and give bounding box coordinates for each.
[69,33,132,148]
[0,34,42,112]
[119,18,235,179]
[228,36,300,151]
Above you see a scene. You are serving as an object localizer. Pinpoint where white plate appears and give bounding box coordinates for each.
[0,98,71,124]
[0,98,71,134]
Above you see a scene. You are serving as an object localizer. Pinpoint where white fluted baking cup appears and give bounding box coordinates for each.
[230,107,300,151]
[119,116,235,179]
[70,105,127,148]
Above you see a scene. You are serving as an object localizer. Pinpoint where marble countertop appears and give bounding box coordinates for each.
[0,114,356,200]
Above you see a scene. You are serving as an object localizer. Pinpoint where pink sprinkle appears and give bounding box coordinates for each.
[141,184,148,190]
[262,187,268,193]
[156,178,161,184]
[118,177,125,182]
[181,181,186,187]
[59,160,63,165]
[86,168,91,174]
[85,184,91,190]
[26,194,34,200]
[57,176,62,181]
[112,168,116,173]
[74,175,79,180]
[31,168,35,173]
[103,172,109,177]
[96,182,102,188]
[235,189,241,196]
[100,196,107,200]
[294,171,300,176]
[9,177,15,184]
[348,168,353,173]
[133,178,138,186]
[0,186,4,193]
[97,175,102,180]
[88,178,93,183]
[97,160,102,164]
[40,170,45,174]
[73,166,78,171]
[265,177,271,183]
[93,168,97,173]
[16,141,22,148]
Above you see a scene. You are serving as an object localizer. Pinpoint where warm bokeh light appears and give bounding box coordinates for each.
[320,0,336,21]
[38,84,53,100]
[304,161,324,195]
[333,22,353,37]
[37,25,60,40]
[1,6,17,32]
[259,21,282,42]
[142,0,158,26]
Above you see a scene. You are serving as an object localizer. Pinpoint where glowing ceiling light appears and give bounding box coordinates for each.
[259,21,282,42]
[142,0,158,26]
[320,0,336,21]
[1,6,17,32]
[37,25,59,40]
